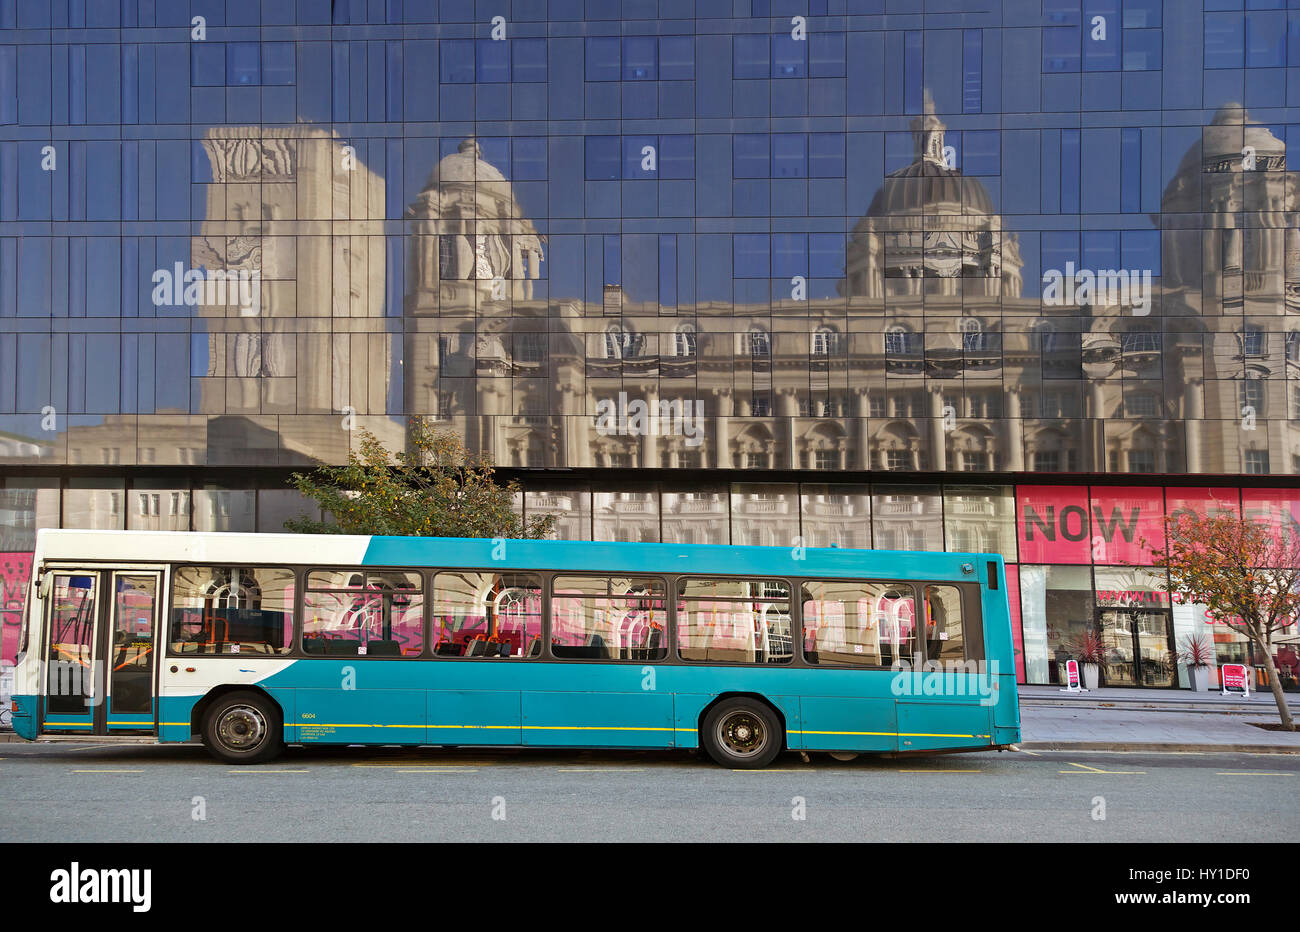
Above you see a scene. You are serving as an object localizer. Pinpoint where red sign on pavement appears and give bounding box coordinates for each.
[1065,659,1080,689]
[1220,664,1249,695]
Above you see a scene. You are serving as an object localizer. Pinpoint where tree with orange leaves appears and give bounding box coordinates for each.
[1149,511,1300,730]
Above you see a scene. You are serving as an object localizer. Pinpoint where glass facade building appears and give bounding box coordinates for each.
[1,0,1299,697]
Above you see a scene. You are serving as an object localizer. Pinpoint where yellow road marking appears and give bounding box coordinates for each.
[1061,762,1145,775]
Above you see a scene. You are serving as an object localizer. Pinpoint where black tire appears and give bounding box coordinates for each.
[201,691,284,764]
[700,697,783,769]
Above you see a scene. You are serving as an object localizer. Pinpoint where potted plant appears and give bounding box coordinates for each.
[1073,631,1107,690]
[1176,632,1215,692]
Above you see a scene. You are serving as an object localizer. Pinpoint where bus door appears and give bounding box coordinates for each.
[41,566,164,735]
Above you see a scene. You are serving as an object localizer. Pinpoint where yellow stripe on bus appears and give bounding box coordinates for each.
[96,721,996,743]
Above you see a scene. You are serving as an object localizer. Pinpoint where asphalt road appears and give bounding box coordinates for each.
[0,742,1295,842]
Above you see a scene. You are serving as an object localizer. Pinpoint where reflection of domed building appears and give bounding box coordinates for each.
[404,138,545,312]
[840,96,1022,299]
[391,104,1300,492]
[403,138,564,464]
[1161,104,1295,302]
[1158,104,1300,476]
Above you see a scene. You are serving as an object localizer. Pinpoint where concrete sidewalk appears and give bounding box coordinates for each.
[1019,683,1295,714]
[1019,692,1300,753]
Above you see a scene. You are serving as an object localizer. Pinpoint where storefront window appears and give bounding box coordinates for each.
[64,479,125,530]
[943,485,1016,560]
[731,483,798,548]
[1093,566,1175,688]
[1016,485,1091,564]
[593,487,660,543]
[194,488,256,532]
[1089,487,1164,566]
[526,486,592,541]
[800,483,870,549]
[661,484,728,545]
[871,484,942,552]
[1019,564,1093,685]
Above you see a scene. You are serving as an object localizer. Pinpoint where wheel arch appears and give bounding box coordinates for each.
[189,684,283,738]
[697,691,788,751]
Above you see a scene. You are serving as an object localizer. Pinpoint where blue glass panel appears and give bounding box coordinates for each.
[809,133,845,177]
[962,29,982,112]
[1122,28,1161,70]
[963,130,999,175]
[1205,13,1246,68]
[771,134,807,178]
[659,134,695,179]
[512,38,547,82]
[772,35,807,78]
[659,36,695,80]
[733,134,769,178]
[191,42,225,86]
[1043,26,1081,71]
[586,37,620,81]
[441,40,475,82]
[623,36,656,80]
[226,42,260,85]
[585,136,620,180]
[734,34,770,78]
[734,234,770,278]
[263,43,295,85]
[1246,11,1286,66]
[476,39,510,82]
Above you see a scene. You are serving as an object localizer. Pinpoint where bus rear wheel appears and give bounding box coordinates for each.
[701,698,782,770]
[202,691,284,764]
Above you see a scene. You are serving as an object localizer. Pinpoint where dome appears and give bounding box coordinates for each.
[863,159,996,221]
[855,103,999,233]
[1165,104,1286,187]
[839,92,1022,299]
[424,137,508,186]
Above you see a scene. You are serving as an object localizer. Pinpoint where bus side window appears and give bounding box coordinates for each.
[924,585,966,663]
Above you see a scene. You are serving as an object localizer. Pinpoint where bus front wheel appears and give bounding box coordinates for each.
[701,698,782,770]
[202,691,284,765]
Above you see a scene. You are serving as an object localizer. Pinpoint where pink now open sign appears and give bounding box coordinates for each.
[1221,664,1248,694]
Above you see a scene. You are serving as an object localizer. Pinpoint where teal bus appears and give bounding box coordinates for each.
[12,529,1020,768]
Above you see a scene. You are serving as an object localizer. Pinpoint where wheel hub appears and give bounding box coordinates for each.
[718,712,767,757]
[218,706,266,751]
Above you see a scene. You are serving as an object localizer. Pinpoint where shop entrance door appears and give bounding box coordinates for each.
[1096,608,1176,688]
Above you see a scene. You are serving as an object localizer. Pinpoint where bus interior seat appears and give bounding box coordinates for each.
[526,637,542,657]
[367,640,401,657]
[324,639,360,656]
